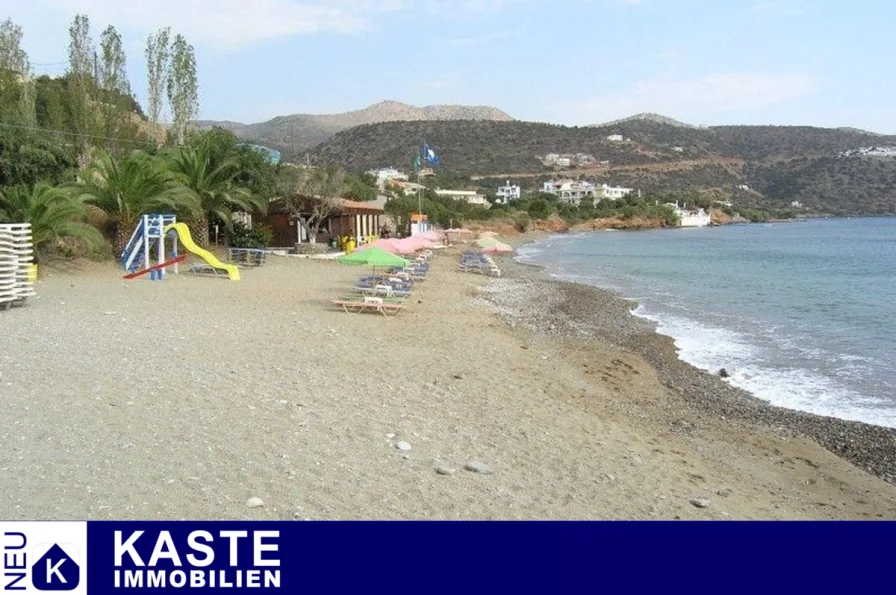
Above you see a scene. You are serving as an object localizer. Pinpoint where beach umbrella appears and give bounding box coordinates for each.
[393,236,437,253]
[479,231,499,238]
[445,228,473,234]
[481,242,513,254]
[387,238,421,255]
[418,230,444,242]
[354,238,401,254]
[476,237,501,248]
[338,246,409,268]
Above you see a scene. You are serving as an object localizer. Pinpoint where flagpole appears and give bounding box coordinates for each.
[416,140,424,235]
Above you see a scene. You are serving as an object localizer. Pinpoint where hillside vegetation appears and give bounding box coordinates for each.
[196,100,514,154]
[303,119,896,215]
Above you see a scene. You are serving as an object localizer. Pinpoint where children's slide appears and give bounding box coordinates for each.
[164,223,241,281]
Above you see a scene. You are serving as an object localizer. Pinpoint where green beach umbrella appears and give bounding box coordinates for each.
[476,237,501,248]
[338,246,410,268]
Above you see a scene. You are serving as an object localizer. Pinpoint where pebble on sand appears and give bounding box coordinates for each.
[464,461,492,474]
[395,441,411,451]
[246,497,265,508]
[436,466,456,476]
[690,498,711,509]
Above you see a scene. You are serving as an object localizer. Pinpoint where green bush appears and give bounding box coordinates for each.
[513,212,531,232]
[231,221,273,248]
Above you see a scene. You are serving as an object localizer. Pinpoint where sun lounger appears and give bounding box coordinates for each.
[353,284,412,298]
[229,247,267,267]
[332,296,405,316]
[339,293,406,304]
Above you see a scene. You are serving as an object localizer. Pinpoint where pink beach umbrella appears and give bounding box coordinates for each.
[418,230,444,242]
[388,238,422,254]
[354,238,401,254]
[445,228,472,234]
[481,242,513,254]
[399,236,438,251]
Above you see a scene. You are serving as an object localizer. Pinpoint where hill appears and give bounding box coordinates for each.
[592,112,700,129]
[304,119,896,216]
[196,100,513,154]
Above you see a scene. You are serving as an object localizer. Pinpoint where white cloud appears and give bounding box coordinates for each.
[558,73,817,124]
[34,0,411,47]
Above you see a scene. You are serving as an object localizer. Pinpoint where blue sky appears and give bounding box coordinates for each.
[8,0,895,132]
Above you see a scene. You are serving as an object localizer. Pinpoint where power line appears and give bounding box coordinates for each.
[0,121,161,146]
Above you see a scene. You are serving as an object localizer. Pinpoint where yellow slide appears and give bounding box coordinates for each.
[164,223,241,281]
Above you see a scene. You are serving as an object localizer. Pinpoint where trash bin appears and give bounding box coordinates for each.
[329,237,337,249]
[346,238,356,254]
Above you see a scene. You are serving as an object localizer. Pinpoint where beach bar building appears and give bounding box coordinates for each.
[257,197,385,247]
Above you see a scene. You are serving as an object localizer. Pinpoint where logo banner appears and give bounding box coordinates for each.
[3,521,894,592]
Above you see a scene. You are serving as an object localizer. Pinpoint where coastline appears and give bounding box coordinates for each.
[497,232,896,485]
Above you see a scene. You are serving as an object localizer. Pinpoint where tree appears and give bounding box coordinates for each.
[0,128,77,187]
[145,27,170,140]
[527,198,551,220]
[283,165,347,244]
[98,25,133,152]
[72,150,196,251]
[165,143,265,246]
[0,18,32,124]
[383,195,418,237]
[167,33,198,146]
[67,14,97,167]
[0,182,105,252]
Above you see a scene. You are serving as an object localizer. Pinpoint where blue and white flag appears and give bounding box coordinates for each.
[423,144,440,166]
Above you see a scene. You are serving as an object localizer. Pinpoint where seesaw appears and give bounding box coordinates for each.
[123,255,187,280]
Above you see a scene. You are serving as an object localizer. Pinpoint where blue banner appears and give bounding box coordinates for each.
[1,521,893,593]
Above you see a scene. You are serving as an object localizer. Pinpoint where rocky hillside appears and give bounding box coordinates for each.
[592,112,701,129]
[304,119,896,215]
[196,100,513,153]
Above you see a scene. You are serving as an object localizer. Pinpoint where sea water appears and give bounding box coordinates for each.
[516,217,896,429]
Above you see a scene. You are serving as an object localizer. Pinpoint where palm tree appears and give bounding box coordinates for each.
[165,144,266,247]
[71,150,197,252]
[0,182,106,255]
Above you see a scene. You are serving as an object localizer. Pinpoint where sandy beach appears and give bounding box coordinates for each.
[2,245,895,520]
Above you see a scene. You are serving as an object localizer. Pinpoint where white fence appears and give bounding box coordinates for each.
[0,223,36,310]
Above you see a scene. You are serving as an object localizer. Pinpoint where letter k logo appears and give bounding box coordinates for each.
[32,544,80,591]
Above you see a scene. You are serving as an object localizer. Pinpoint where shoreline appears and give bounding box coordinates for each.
[493,233,896,485]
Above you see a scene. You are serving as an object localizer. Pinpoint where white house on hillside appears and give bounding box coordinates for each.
[496,181,521,204]
[599,184,634,199]
[367,167,409,189]
[543,180,634,205]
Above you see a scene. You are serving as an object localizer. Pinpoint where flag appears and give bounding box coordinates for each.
[423,143,440,166]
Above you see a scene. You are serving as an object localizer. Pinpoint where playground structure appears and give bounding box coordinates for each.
[0,223,36,310]
[121,214,240,281]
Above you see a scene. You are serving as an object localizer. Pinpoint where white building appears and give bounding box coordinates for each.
[667,202,711,227]
[391,180,427,196]
[495,181,521,204]
[367,167,409,189]
[542,180,597,205]
[607,134,624,142]
[543,180,634,204]
[434,189,491,208]
[598,184,634,199]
